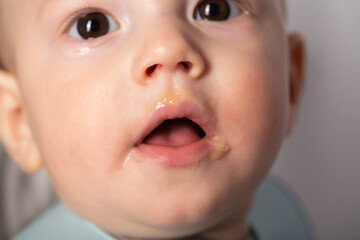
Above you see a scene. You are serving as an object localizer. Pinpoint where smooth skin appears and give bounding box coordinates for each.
[0,0,304,239]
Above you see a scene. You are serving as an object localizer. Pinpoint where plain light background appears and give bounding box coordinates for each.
[272,0,360,239]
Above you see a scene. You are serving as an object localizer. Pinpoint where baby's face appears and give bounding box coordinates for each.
[2,0,293,238]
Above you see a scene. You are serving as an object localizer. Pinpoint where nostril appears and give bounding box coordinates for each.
[144,61,194,78]
[146,64,159,77]
[178,61,193,71]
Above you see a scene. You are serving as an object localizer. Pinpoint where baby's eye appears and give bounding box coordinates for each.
[68,12,119,40]
[193,0,245,21]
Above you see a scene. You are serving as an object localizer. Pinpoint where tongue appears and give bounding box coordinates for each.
[143,118,205,147]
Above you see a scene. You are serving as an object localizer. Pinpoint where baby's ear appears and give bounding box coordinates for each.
[0,70,43,173]
[286,33,305,136]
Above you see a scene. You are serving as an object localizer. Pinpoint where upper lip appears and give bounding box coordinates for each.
[135,101,216,146]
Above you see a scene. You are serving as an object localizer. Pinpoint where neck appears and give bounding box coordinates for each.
[195,202,252,240]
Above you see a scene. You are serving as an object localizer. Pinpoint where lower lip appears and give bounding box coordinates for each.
[135,138,212,167]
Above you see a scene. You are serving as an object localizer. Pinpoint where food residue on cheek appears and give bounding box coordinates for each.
[208,137,230,161]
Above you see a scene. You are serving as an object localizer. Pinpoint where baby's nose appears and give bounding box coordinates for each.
[132,24,205,84]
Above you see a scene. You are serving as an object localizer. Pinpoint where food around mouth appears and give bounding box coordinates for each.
[133,102,229,167]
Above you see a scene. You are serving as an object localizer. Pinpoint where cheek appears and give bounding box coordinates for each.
[52,78,121,161]
[21,60,135,202]
[221,72,287,149]
[220,60,286,144]
[209,33,288,178]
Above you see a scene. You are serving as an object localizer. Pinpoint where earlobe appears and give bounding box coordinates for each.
[286,33,305,136]
[0,70,43,173]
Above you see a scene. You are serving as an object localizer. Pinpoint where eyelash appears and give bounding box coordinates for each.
[59,0,253,38]
[60,4,114,36]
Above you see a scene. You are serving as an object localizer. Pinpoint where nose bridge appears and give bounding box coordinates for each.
[132,20,205,84]
[152,26,190,69]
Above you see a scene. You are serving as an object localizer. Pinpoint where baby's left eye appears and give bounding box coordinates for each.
[68,12,119,40]
[193,0,245,21]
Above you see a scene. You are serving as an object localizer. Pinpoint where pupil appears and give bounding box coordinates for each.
[88,20,100,33]
[77,12,109,39]
[206,3,221,17]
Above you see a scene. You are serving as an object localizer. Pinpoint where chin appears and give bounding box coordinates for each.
[138,184,239,231]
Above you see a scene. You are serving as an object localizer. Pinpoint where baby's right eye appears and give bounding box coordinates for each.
[68,12,119,40]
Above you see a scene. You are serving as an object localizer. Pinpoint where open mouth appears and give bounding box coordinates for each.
[133,101,218,167]
[142,117,206,147]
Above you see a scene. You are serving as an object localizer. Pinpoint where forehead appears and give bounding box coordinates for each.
[1,0,284,21]
[3,0,284,8]
[34,0,283,16]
